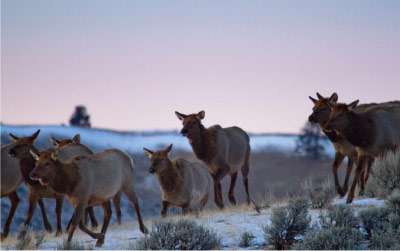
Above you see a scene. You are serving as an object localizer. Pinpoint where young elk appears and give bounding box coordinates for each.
[308,92,372,197]
[324,100,400,203]
[175,110,253,210]
[7,130,98,236]
[143,144,211,217]
[30,148,148,247]
[1,140,23,239]
[50,134,123,226]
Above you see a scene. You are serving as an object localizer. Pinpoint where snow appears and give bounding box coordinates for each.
[1,198,385,250]
[1,124,335,156]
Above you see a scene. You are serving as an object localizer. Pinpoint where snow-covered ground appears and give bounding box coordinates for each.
[0,197,386,250]
[0,124,335,156]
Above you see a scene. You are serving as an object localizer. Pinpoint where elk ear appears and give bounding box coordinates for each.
[165,144,173,153]
[72,134,81,143]
[196,111,205,120]
[50,137,60,146]
[309,96,317,104]
[50,150,58,161]
[143,148,154,159]
[329,93,338,103]
[8,133,19,142]
[347,100,359,110]
[30,150,39,161]
[175,111,187,121]
[30,130,40,141]
[316,92,324,100]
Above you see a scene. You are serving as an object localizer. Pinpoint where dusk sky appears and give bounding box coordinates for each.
[2,0,399,133]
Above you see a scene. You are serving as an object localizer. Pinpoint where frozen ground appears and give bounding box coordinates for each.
[0,197,386,250]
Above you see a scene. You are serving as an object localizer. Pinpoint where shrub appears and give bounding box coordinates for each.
[56,239,93,250]
[133,219,220,250]
[387,189,400,214]
[369,228,400,250]
[293,226,364,250]
[263,198,311,249]
[358,207,391,239]
[302,179,335,209]
[239,231,256,248]
[294,204,363,250]
[365,151,400,198]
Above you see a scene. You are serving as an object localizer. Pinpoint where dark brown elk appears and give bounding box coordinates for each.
[143,144,211,217]
[7,131,98,236]
[50,134,123,226]
[324,100,400,203]
[30,148,148,247]
[1,138,23,239]
[175,110,253,210]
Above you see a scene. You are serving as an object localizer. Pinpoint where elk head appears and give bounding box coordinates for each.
[8,130,40,158]
[143,144,173,174]
[308,92,338,126]
[29,150,59,186]
[175,111,205,139]
[50,134,80,147]
[324,100,359,133]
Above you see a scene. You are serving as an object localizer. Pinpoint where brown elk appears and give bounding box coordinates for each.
[29,148,148,247]
[50,134,123,226]
[175,110,252,209]
[7,130,98,236]
[308,92,375,196]
[1,140,23,239]
[143,144,211,217]
[324,100,400,203]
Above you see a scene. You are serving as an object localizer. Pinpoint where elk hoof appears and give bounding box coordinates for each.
[95,234,105,247]
[346,197,353,204]
[1,232,7,240]
[141,226,149,235]
[91,224,98,231]
[55,230,62,237]
[45,223,53,233]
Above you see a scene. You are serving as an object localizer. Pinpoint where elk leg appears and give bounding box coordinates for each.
[112,191,122,225]
[91,201,112,247]
[364,158,374,184]
[347,156,368,204]
[78,220,104,247]
[332,152,345,196]
[359,158,373,196]
[21,193,38,236]
[343,156,356,196]
[200,193,209,211]
[83,208,89,226]
[123,189,148,234]
[38,198,53,232]
[1,191,20,240]
[87,207,98,229]
[228,172,238,205]
[161,201,170,218]
[241,148,251,204]
[67,202,87,243]
[55,196,64,236]
[212,167,229,209]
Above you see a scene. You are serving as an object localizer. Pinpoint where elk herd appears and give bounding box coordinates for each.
[1,97,399,246]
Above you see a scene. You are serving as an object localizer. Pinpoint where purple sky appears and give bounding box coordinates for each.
[2,0,400,133]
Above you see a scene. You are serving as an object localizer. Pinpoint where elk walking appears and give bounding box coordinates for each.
[30,148,148,247]
[324,100,400,203]
[175,110,252,209]
[143,144,211,216]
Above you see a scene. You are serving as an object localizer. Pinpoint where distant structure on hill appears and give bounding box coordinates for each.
[69,105,91,128]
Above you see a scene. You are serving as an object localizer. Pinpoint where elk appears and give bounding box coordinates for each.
[175,110,253,210]
[50,134,123,226]
[324,100,400,203]
[1,140,23,239]
[308,92,373,196]
[143,144,211,217]
[30,148,148,247]
[7,130,98,236]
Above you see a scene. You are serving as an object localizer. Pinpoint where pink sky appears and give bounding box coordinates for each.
[2,0,400,133]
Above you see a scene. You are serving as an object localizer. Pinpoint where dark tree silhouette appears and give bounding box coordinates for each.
[295,122,327,159]
[69,106,91,128]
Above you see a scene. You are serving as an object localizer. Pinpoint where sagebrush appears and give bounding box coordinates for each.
[302,178,335,209]
[239,231,256,248]
[263,198,310,249]
[133,219,220,250]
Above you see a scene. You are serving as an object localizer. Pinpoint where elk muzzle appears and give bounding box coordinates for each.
[180,129,188,136]
[308,115,316,123]
[30,171,39,180]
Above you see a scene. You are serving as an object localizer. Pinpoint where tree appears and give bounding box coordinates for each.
[69,106,91,128]
[295,122,327,159]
